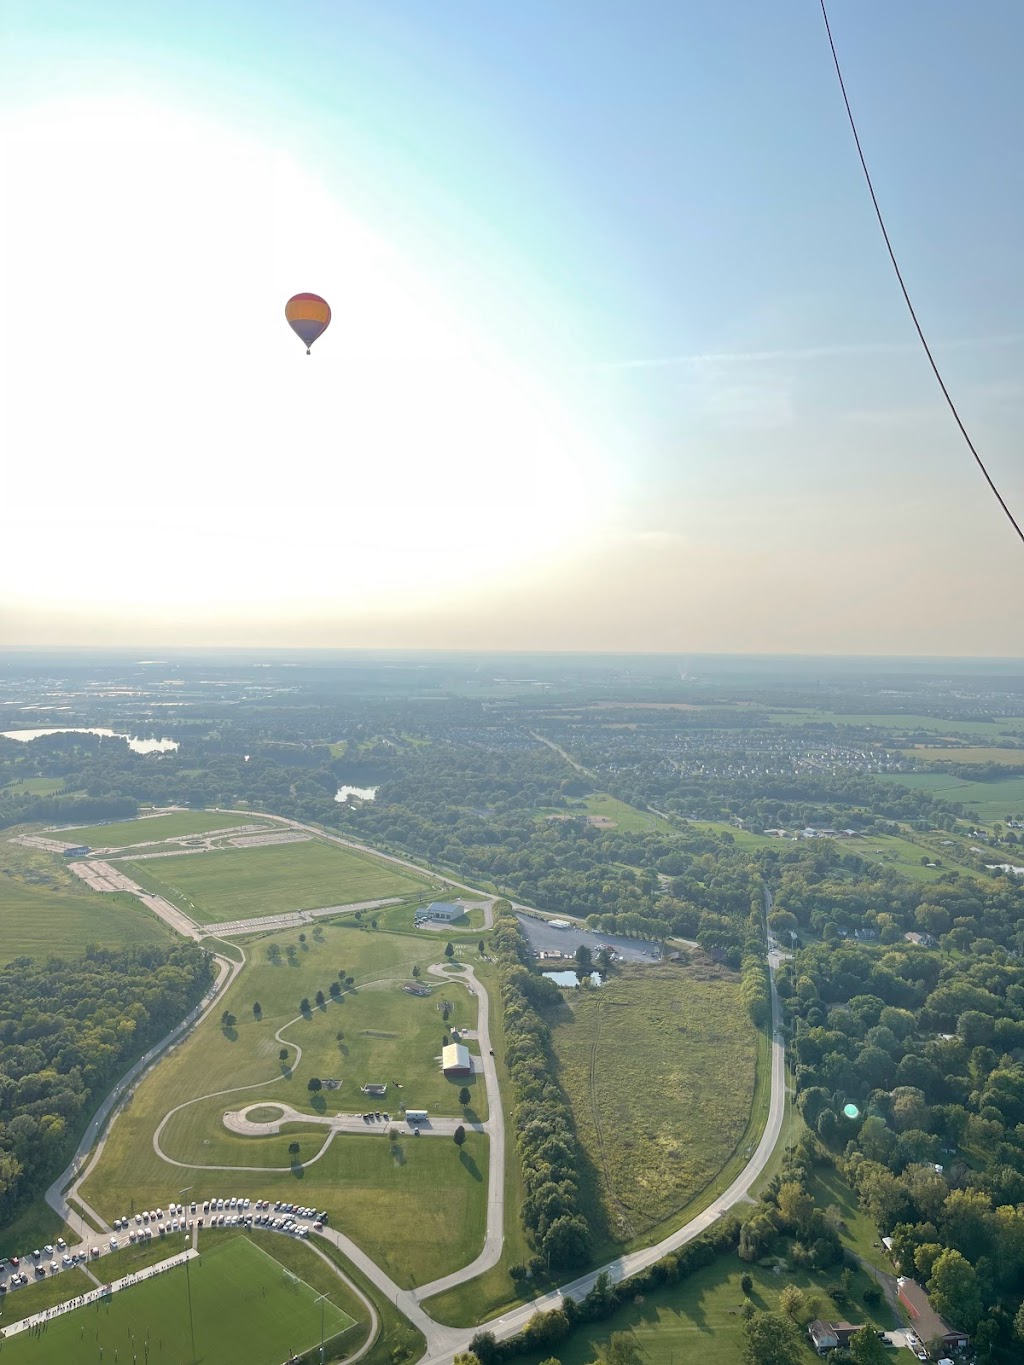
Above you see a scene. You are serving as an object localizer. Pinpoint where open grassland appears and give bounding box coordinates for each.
[580,793,673,833]
[549,963,758,1249]
[904,745,1024,765]
[0,1233,359,1365]
[0,1200,69,1261]
[0,1267,95,1321]
[79,921,488,1287]
[510,1253,890,1365]
[0,835,174,965]
[117,839,429,923]
[3,776,71,796]
[56,810,269,846]
[876,770,1024,824]
[764,709,1024,738]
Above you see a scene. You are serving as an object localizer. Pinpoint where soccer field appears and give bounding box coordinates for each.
[0,1236,356,1365]
[118,838,429,922]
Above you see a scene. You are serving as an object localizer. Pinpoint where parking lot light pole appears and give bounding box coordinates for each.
[315,1292,328,1364]
[183,1234,197,1365]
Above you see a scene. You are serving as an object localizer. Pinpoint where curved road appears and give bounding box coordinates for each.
[46,810,788,1364]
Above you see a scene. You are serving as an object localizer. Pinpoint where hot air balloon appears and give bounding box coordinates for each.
[285,293,331,354]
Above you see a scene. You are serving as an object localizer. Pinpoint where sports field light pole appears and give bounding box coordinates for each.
[314,1292,328,1364]
[179,1188,196,1365]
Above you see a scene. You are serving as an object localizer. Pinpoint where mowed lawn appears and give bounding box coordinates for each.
[0,1234,358,1365]
[56,810,269,846]
[79,922,489,1287]
[549,963,758,1247]
[512,1255,890,1365]
[117,839,429,922]
[0,836,174,965]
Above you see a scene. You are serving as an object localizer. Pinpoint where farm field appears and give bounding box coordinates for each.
[116,839,430,923]
[0,1233,360,1365]
[876,770,1024,824]
[903,745,1024,765]
[55,810,271,846]
[763,709,1024,737]
[548,962,758,1250]
[511,1253,890,1365]
[78,921,489,1287]
[0,835,174,964]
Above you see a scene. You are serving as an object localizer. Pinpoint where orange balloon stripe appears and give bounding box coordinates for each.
[285,295,331,324]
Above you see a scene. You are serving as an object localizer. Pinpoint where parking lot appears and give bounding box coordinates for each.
[514,910,662,963]
[0,1195,330,1304]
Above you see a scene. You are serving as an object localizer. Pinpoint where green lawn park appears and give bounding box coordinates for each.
[55,810,271,847]
[79,921,489,1288]
[0,835,174,965]
[0,1233,360,1365]
[116,839,430,923]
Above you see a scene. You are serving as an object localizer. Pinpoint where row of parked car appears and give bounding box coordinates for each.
[0,1197,331,1298]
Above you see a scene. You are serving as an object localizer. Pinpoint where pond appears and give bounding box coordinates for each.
[1,727,179,754]
[335,785,378,803]
[542,970,605,988]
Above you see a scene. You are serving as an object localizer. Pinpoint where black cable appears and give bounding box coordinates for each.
[818,0,1024,547]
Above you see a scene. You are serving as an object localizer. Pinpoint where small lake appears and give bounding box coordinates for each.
[1,727,179,754]
[335,785,378,803]
[542,970,604,988]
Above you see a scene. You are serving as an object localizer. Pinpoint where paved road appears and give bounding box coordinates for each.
[202,896,404,937]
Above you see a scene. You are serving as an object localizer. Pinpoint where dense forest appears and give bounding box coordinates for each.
[0,944,213,1224]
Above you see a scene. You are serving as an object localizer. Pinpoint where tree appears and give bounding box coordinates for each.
[575,944,593,972]
[453,1125,466,1148]
[337,968,346,979]
[298,932,307,944]
[329,981,341,999]
[220,1010,236,1028]
[307,1077,322,1093]
[459,1086,471,1106]
[412,965,421,978]
[300,997,311,1013]
[442,1005,451,1022]
[928,1248,982,1332]
[742,1310,800,1365]
[267,944,281,964]
[312,925,324,942]
[740,1273,753,1295]
[778,1284,804,1319]
[279,1048,289,1062]
[288,1141,300,1156]
[445,942,455,959]
[478,940,486,955]
[315,989,326,1008]
[252,1001,262,1020]
[849,1326,889,1365]
[595,1333,642,1365]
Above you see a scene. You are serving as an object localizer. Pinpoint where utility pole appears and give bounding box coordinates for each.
[314,1292,328,1364]
[179,1188,196,1365]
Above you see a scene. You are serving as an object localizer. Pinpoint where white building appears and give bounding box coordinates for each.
[424,902,462,922]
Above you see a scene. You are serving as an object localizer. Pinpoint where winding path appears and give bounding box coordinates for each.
[47,812,788,1365]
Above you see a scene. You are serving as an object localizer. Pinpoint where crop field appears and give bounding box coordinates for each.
[0,836,174,964]
[0,1233,358,1365]
[78,921,488,1287]
[55,810,270,846]
[764,709,1024,738]
[876,770,1024,824]
[117,839,430,923]
[511,1254,889,1365]
[548,962,758,1248]
[904,745,1024,766]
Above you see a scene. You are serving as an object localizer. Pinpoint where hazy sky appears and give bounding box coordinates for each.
[2,1,1022,655]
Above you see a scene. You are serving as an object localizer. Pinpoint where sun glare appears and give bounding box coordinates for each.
[1,96,611,622]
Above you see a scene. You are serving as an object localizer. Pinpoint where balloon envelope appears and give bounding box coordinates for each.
[843,1103,860,1119]
[285,292,331,353]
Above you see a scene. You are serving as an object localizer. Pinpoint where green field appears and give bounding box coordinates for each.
[79,921,489,1287]
[765,709,1024,738]
[904,745,1024,766]
[511,1252,890,1365]
[580,793,673,833]
[0,835,174,965]
[550,962,758,1249]
[876,770,1024,824]
[56,810,272,847]
[0,1234,358,1365]
[117,839,430,923]
[3,777,70,796]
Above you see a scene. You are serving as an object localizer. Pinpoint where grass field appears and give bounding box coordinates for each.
[0,835,175,965]
[579,793,673,833]
[549,962,758,1249]
[876,770,1024,824]
[55,810,272,846]
[117,840,430,923]
[0,1234,357,1365]
[903,745,1024,766]
[764,709,1024,738]
[3,777,70,796]
[510,1252,890,1365]
[79,921,489,1287]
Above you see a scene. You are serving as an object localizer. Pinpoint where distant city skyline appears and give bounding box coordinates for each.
[2,1,1022,654]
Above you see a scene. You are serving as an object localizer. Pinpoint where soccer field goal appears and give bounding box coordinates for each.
[282,1267,302,1288]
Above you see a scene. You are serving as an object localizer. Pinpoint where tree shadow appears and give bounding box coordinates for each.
[462,1108,481,1125]
[280,1063,293,1079]
[311,1094,327,1114]
[289,1161,305,1179]
[221,1026,238,1042]
[459,1149,483,1182]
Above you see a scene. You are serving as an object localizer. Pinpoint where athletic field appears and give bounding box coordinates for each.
[0,1235,355,1364]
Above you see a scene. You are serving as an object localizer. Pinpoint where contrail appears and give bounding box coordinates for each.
[584,332,1024,372]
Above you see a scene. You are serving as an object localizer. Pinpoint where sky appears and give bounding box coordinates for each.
[1,0,1022,655]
